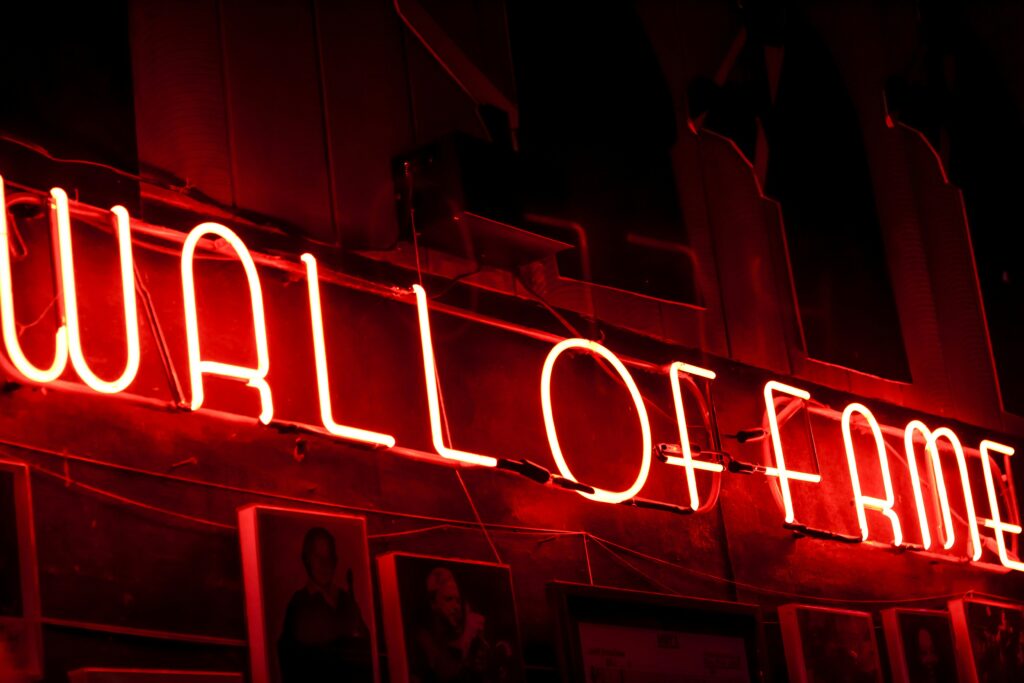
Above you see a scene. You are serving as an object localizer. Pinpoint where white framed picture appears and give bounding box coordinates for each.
[949,596,1024,683]
[779,604,882,683]
[239,505,378,683]
[377,552,523,683]
[881,608,959,683]
[0,459,42,679]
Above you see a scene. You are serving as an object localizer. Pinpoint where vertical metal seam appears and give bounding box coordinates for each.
[311,0,341,246]
[216,0,240,209]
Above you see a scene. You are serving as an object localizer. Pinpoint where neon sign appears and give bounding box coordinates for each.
[53,188,141,394]
[979,440,1024,571]
[762,381,822,525]
[541,337,652,504]
[304,253,396,449]
[841,403,902,547]
[413,283,498,467]
[180,222,275,425]
[1,175,1022,574]
[903,421,983,559]
[1,178,69,383]
[666,361,723,511]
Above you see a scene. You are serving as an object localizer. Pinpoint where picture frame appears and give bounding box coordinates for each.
[0,459,42,679]
[67,670,244,683]
[548,581,766,683]
[238,505,378,683]
[377,552,524,683]
[881,608,959,683]
[949,596,1024,683]
[778,604,883,683]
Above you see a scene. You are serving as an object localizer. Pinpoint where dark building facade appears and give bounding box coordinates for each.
[1,1,1023,681]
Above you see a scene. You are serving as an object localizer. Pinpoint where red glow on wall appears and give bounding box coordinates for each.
[666,361,723,511]
[52,187,141,394]
[541,338,652,504]
[841,403,902,546]
[302,253,396,448]
[412,283,498,467]
[0,176,69,384]
[181,222,274,425]
[903,421,982,561]
[1,173,1022,574]
[762,381,822,525]
[979,440,1024,572]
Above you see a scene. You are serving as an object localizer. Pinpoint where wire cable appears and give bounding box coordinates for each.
[8,436,1022,610]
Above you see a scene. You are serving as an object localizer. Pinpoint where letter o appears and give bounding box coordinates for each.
[541,339,652,504]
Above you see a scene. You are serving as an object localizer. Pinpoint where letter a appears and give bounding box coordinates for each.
[181,223,273,424]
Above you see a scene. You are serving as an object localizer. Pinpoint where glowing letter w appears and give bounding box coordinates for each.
[0,175,68,383]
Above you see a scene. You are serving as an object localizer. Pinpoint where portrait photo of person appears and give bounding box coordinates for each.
[950,598,1024,683]
[239,506,377,683]
[882,608,959,683]
[0,460,42,681]
[377,553,523,683]
[779,605,883,683]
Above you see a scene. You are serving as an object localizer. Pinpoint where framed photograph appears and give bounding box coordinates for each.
[778,604,882,683]
[67,670,243,682]
[377,552,524,683]
[949,597,1024,683]
[238,505,378,683]
[881,608,959,683]
[549,581,766,683]
[0,459,42,679]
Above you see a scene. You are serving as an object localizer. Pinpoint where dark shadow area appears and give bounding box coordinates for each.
[508,1,697,304]
[886,1,1024,412]
[691,3,912,380]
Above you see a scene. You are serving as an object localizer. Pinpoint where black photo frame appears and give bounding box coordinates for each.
[881,608,959,683]
[778,604,883,683]
[949,596,1024,683]
[377,552,525,683]
[549,581,766,683]
[0,459,42,679]
[238,505,378,683]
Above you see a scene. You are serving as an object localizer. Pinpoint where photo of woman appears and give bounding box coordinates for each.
[239,506,377,683]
